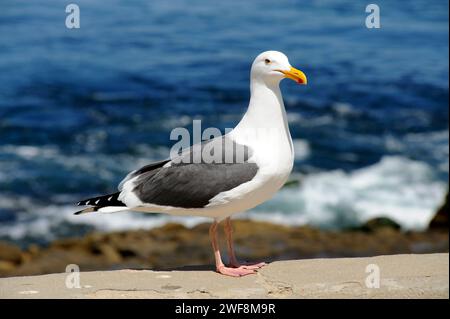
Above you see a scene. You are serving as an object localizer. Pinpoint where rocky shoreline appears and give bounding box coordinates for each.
[0,218,448,278]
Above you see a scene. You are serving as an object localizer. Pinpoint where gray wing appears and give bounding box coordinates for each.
[133,162,258,208]
[122,135,259,209]
[118,159,170,191]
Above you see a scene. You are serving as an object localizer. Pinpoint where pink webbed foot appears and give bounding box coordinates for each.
[216,265,256,277]
[230,261,267,270]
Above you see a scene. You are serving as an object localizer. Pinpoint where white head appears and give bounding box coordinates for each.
[250,51,307,87]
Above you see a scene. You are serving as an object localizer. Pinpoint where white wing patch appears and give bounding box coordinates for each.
[118,169,138,191]
[118,175,144,207]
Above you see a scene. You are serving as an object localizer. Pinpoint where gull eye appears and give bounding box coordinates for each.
[264,58,271,64]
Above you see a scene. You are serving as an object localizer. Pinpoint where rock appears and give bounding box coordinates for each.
[28,244,40,256]
[283,179,300,188]
[94,244,122,264]
[0,241,22,264]
[429,190,449,230]
[357,217,401,232]
[0,261,16,273]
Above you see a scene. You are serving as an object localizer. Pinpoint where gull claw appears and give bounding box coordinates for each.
[216,265,256,277]
[228,261,266,270]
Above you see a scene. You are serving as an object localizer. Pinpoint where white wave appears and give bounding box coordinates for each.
[0,145,59,159]
[0,144,171,184]
[384,130,449,174]
[286,112,303,123]
[331,102,360,116]
[292,139,310,161]
[248,156,447,230]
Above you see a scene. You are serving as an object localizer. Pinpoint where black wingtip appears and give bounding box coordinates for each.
[74,209,86,215]
[76,192,125,208]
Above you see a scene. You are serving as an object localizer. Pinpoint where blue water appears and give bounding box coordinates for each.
[0,0,448,246]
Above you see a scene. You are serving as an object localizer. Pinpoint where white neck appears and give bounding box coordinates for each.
[233,78,293,152]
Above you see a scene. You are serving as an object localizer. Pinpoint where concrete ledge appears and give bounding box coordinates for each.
[0,253,448,299]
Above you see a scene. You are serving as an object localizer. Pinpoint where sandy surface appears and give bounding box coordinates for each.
[0,253,448,299]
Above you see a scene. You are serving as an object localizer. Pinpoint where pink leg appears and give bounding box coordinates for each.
[209,220,255,277]
[223,217,266,270]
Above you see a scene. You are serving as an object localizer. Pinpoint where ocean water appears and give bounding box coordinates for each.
[0,0,448,246]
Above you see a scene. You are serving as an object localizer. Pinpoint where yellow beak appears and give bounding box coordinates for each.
[279,67,307,85]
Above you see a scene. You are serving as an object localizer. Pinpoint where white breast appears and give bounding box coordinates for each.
[202,117,294,219]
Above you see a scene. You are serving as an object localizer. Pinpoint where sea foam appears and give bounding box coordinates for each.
[249,156,447,230]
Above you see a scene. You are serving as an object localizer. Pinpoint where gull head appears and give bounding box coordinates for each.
[250,51,307,86]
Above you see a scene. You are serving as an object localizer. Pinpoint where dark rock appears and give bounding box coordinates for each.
[355,217,401,232]
[429,190,449,230]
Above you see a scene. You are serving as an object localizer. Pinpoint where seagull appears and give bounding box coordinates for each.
[76,51,307,277]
